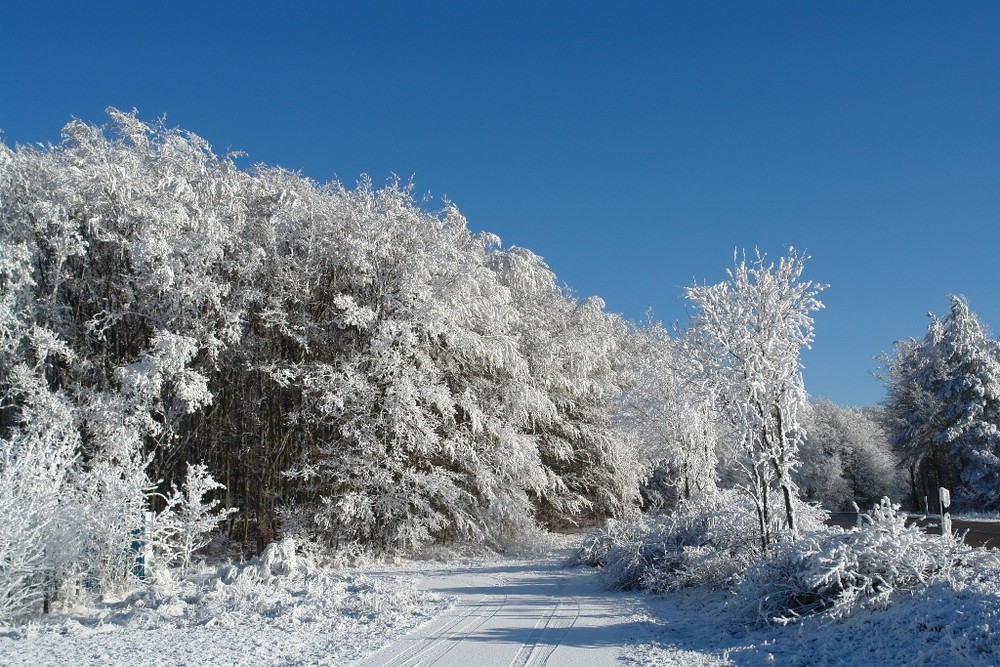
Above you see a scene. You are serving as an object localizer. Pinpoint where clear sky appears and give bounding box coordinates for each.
[3,1,999,406]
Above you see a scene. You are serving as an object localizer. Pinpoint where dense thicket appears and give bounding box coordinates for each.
[0,112,644,617]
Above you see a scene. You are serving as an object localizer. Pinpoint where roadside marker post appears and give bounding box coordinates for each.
[939,487,952,537]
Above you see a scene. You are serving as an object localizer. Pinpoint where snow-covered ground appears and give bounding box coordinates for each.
[2,536,1000,666]
[630,569,1000,667]
[355,556,652,666]
[0,539,450,666]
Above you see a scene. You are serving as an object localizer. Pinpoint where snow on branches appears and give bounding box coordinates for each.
[885,295,1000,511]
[685,249,826,548]
[151,462,237,574]
[0,108,646,622]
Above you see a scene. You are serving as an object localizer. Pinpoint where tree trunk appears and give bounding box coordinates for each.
[773,404,797,537]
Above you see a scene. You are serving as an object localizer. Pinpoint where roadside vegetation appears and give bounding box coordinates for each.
[3,112,1000,642]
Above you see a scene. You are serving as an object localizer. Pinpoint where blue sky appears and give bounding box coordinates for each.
[3,2,999,406]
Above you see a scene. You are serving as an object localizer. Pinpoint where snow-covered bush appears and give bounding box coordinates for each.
[151,462,236,574]
[0,407,78,622]
[0,332,83,621]
[103,536,446,642]
[735,498,1000,626]
[583,494,998,629]
[205,538,321,617]
[577,489,762,591]
[253,537,316,583]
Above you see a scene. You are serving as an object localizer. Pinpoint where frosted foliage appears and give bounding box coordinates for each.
[0,380,78,622]
[0,111,262,619]
[618,322,721,508]
[685,250,825,547]
[576,489,760,592]
[262,182,640,550]
[0,108,645,622]
[886,296,1000,510]
[152,462,237,574]
[119,333,213,416]
[0,232,82,619]
[736,498,998,626]
[578,489,829,596]
[489,249,642,527]
[796,400,904,511]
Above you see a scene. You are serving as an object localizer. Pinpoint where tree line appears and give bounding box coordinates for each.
[3,110,993,621]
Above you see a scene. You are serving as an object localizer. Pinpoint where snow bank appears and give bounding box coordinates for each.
[0,538,451,666]
[634,565,1000,666]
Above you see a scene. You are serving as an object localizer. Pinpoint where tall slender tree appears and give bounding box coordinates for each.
[685,250,825,548]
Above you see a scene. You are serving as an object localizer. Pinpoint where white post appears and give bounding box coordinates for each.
[939,487,952,537]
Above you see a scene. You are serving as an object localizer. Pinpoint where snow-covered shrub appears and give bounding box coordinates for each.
[202,537,442,630]
[0,427,76,622]
[151,462,236,574]
[253,537,316,583]
[0,360,82,622]
[575,515,658,588]
[578,489,762,591]
[100,536,447,644]
[735,498,1000,625]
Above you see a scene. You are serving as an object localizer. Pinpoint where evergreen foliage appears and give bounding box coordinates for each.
[885,296,1000,510]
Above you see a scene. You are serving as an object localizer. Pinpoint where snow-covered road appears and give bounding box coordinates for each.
[355,558,652,667]
[7,544,998,666]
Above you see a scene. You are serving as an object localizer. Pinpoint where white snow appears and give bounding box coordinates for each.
[0,539,449,666]
[2,538,1000,666]
[633,566,1000,666]
[355,556,652,666]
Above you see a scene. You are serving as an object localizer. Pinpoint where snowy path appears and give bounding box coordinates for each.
[9,547,994,666]
[354,558,652,667]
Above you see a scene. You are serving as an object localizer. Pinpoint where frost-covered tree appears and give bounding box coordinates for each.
[796,400,904,511]
[490,248,642,528]
[261,185,553,550]
[617,320,721,509]
[0,107,643,587]
[685,250,825,547]
[884,296,1000,510]
[152,462,236,573]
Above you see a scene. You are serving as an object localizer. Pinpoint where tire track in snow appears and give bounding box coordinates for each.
[508,595,581,667]
[367,592,509,667]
